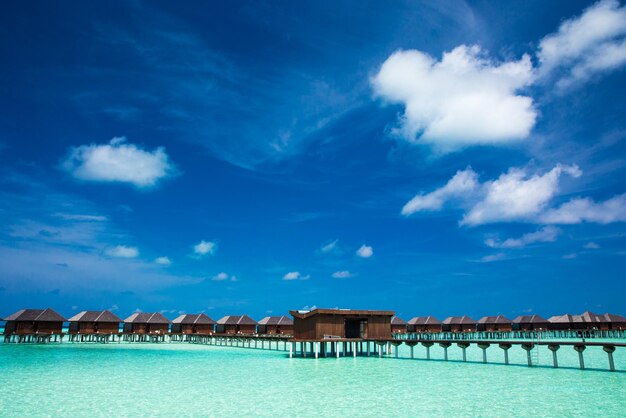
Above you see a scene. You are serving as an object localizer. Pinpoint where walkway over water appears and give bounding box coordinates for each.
[3,332,625,372]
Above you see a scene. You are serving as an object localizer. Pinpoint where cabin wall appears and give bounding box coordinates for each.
[391,324,406,333]
[238,324,256,335]
[294,314,393,339]
[293,315,317,339]
[147,324,169,334]
[195,324,214,334]
[34,321,63,334]
[315,315,344,339]
[367,316,392,339]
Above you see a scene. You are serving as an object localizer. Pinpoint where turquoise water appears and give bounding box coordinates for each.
[0,342,625,417]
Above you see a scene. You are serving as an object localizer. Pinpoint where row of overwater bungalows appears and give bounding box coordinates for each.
[0,309,293,336]
[389,312,626,333]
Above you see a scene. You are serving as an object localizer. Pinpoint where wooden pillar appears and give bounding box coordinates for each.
[603,345,616,372]
[548,344,560,368]
[521,343,533,367]
[499,343,511,365]
[457,342,470,362]
[574,345,586,370]
[439,342,451,361]
[422,342,433,360]
[477,343,490,363]
[367,341,371,357]
[289,342,293,358]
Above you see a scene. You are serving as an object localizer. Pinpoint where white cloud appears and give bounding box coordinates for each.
[193,240,217,256]
[332,270,355,279]
[563,253,578,259]
[282,271,310,281]
[105,245,139,258]
[320,239,339,254]
[584,242,601,249]
[540,193,626,224]
[55,213,108,222]
[356,245,374,258]
[538,0,626,89]
[212,272,236,282]
[403,163,585,226]
[61,137,175,188]
[372,45,536,150]
[480,253,506,263]
[402,168,478,215]
[155,256,171,265]
[486,226,561,249]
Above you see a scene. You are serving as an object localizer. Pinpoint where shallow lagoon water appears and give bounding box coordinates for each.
[0,342,624,417]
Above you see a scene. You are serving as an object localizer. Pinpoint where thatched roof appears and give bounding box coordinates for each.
[391,316,407,325]
[217,315,257,325]
[604,313,626,323]
[512,314,549,324]
[124,312,170,324]
[548,313,577,323]
[408,316,442,325]
[443,316,476,325]
[478,315,512,324]
[258,315,293,326]
[172,313,216,325]
[4,308,66,322]
[68,310,122,323]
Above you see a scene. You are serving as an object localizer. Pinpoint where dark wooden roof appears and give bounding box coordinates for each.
[512,314,549,323]
[408,316,442,325]
[217,315,257,325]
[68,310,122,323]
[443,316,476,325]
[290,309,395,319]
[4,308,67,322]
[478,315,512,324]
[604,313,626,323]
[172,313,216,325]
[124,312,170,324]
[391,316,407,325]
[548,313,576,323]
[258,315,293,326]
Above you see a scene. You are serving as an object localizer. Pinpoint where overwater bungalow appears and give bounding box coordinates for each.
[3,308,66,335]
[512,314,549,331]
[289,308,394,340]
[477,315,512,332]
[68,310,121,334]
[216,315,257,335]
[548,313,577,330]
[171,313,216,334]
[442,316,476,332]
[407,316,442,333]
[390,316,407,334]
[257,316,293,335]
[123,312,170,334]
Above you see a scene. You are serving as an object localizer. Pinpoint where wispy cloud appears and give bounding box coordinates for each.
[486,226,561,249]
[155,256,172,265]
[480,253,506,263]
[331,270,355,279]
[61,137,175,188]
[212,272,237,282]
[319,239,339,254]
[584,241,601,249]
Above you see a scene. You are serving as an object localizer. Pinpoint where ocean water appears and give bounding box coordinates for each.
[0,342,624,417]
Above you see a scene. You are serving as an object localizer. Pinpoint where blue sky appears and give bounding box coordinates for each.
[1,0,626,321]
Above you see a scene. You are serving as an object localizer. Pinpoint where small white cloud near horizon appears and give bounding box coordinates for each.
[584,242,601,249]
[105,245,139,258]
[155,256,171,265]
[486,226,561,249]
[356,245,374,258]
[372,45,536,150]
[61,136,175,188]
[212,272,237,282]
[193,240,217,256]
[537,0,626,89]
[283,271,310,281]
[480,253,506,263]
[332,270,355,279]
[55,213,108,222]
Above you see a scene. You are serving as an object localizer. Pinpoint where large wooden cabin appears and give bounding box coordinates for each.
[68,310,121,334]
[123,312,170,334]
[215,315,257,335]
[171,313,216,334]
[512,315,549,331]
[257,316,293,335]
[477,315,512,332]
[442,316,476,333]
[3,308,66,335]
[289,309,394,340]
[407,316,442,333]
